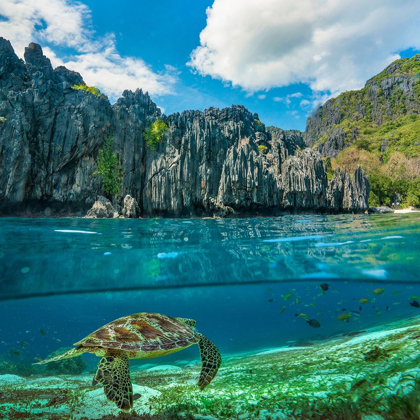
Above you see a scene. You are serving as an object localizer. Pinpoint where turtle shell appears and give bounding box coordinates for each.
[74,313,198,353]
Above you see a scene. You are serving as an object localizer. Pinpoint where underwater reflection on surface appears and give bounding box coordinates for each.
[1,213,420,299]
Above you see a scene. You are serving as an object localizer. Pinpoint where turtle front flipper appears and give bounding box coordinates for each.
[196,333,222,390]
[93,351,133,411]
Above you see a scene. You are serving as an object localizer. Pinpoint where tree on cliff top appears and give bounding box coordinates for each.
[93,136,123,198]
[144,120,168,150]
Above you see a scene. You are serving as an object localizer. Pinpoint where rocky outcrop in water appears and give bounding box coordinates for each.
[0,38,369,217]
[122,195,140,218]
[367,206,394,214]
[85,196,119,219]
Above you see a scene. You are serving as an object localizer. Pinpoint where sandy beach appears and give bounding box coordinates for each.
[394,208,420,213]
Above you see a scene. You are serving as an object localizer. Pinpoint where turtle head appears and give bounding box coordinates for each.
[176,317,196,330]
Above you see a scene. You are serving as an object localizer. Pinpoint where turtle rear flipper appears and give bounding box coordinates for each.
[93,351,133,411]
[196,333,222,390]
[34,347,85,364]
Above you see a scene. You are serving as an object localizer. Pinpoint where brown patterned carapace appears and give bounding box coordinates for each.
[74,312,198,354]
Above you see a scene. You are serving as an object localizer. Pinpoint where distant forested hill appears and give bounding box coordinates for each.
[305,55,420,207]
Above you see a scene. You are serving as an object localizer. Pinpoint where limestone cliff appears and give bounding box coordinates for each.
[305,55,420,158]
[0,39,369,217]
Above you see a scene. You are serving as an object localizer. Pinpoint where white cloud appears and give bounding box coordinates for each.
[188,0,420,97]
[272,92,302,106]
[300,99,311,107]
[257,94,266,100]
[0,0,175,99]
[289,92,302,99]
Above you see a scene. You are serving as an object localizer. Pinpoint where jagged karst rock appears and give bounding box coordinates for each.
[368,206,395,214]
[327,166,370,212]
[122,195,140,218]
[85,196,119,218]
[0,38,370,216]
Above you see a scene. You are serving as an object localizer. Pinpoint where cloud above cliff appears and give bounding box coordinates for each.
[0,0,175,98]
[188,0,420,96]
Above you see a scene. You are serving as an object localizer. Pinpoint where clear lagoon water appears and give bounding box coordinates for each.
[1,213,420,419]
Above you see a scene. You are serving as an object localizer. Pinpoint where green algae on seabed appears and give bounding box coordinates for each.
[1,318,420,420]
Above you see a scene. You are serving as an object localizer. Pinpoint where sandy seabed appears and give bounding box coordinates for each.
[1,317,420,419]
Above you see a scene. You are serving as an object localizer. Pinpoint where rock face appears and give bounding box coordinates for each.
[305,55,420,157]
[0,38,369,216]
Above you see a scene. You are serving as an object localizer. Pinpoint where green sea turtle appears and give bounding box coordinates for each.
[36,313,222,410]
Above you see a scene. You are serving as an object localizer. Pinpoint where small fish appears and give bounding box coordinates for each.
[20,340,29,349]
[359,298,369,304]
[373,288,385,296]
[410,300,420,308]
[9,350,19,356]
[296,298,300,304]
[342,308,347,312]
[310,303,316,308]
[410,295,420,300]
[34,357,43,362]
[320,283,329,291]
[385,306,390,311]
[391,291,402,295]
[279,307,286,314]
[133,394,142,401]
[283,293,293,301]
[350,310,361,317]
[295,313,308,318]
[39,329,46,335]
[359,306,362,311]
[337,313,352,321]
[306,319,321,328]
[268,299,274,303]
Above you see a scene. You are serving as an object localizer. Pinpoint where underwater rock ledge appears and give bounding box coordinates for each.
[0,38,369,218]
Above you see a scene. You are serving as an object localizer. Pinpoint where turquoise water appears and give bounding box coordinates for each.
[1,214,420,418]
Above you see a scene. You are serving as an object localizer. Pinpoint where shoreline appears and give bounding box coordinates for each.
[394,208,420,213]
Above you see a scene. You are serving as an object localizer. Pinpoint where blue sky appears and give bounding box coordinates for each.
[1,0,420,131]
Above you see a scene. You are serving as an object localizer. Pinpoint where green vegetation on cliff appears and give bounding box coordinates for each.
[369,54,420,84]
[144,120,168,150]
[307,55,420,207]
[93,136,124,198]
[72,84,104,98]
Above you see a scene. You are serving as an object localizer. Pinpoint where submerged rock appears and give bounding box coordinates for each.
[0,374,25,385]
[85,196,119,218]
